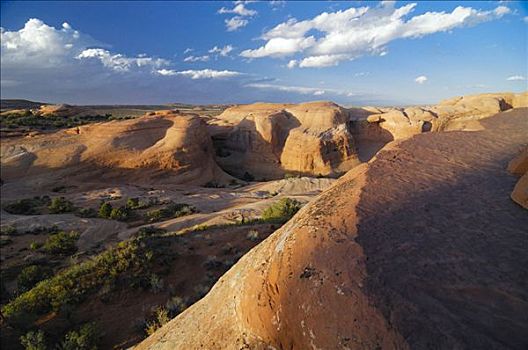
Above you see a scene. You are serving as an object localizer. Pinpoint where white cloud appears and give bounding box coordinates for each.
[218,3,257,16]
[240,3,512,67]
[156,68,242,79]
[225,17,249,31]
[183,55,210,62]
[219,2,257,31]
[299,54,349,68]
[287,59,298,69]
[209,45,234,56]
[246,83,352,97]
[524,16,528,24]
[415,75,428,84]
[77,48,168,72]
[0,18,93,68]
[183,48,193,54]
[506,75,526,81]
[241,37,316,58]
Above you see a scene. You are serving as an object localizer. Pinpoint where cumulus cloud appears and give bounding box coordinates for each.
[218,3,257,16]
[183,48,193,54]
[240,2,511,67]
[77,48,169,71]
[209,45,234,57]
[415,75,428,84]
[156,68,242,79]
[287,60,298,69]
[1,18,95,68]
[506,75,526,81]
[313,90,325,96]
[218,1,257,31]
[225,17,249,31]
[183,55,210,62]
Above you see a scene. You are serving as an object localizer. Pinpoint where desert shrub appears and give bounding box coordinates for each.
[1,225,18,235]
[57,323,100,350]
[76,208,97,218]
[17,265,52,293]
[48,197,74,214]
[284,173,300,179]
[146,202,195,223]
[145,307,170,336]
[109,206,131,221]
[2,238,152,325]
[43,231,79,255]
[4,196,50,215]
[51,186,67,193]
[29,242,42,251]
[246,229,260,242]
[149,274,164,293]
[165,296,187,315]
[126,197,140,209]
[98,202,112,219]
[136,226,166,238]
[261,198,302,223]
[20,330,47,350]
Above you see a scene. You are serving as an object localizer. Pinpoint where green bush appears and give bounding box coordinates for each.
[126,198,140,209]
[146,202,195,223]
[58,323,100,350]
[4,196,50,215]
[145,307,170,336]
[98,202,112,219]
[261,198,302,223]
[1,225,18,235]
[136,226,166,238]
[2,239,151,325]
[242,171,255,182]
[20,330,47,350]
[43,231,79,255]
[17,265,52,293]
[48,197,74,214]
[109,206,131,221]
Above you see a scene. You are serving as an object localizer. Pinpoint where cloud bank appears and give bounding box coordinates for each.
[240,2,511,67]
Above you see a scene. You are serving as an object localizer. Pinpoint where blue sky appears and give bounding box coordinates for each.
[1,1,527,105]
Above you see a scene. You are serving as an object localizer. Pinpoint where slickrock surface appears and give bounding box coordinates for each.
[0,111,229,185]
[509,147,528,209]
[209,101,360,179]
[138,108,528,350]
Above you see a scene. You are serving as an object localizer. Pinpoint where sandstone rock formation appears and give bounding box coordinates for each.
[137,108,528,350]
[508,147,528,209]
[34,104,87,117]
[0,111,230,185]
[364,92,528,140]
[209,101,360,179]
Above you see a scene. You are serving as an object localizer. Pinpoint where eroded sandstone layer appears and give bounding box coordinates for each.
[138,108,528,350]
[0,111,229,185]
[209,101,360,179]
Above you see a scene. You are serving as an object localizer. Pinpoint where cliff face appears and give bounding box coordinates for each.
[137,108,528,350]
[209,101,360,179]
[0,111,230,185]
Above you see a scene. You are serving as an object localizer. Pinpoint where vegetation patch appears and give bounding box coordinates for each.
[145,202,196,223]
[3,196,51,215]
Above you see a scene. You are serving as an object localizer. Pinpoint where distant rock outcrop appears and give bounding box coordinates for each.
[364,92,528,140]
[0,111,230,185]
[209,101,360,179]
[137,108,528,350]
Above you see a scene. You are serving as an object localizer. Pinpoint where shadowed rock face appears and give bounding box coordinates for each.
[209,101,361,180]
[0,111,230,185]
[137,108,528,350]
